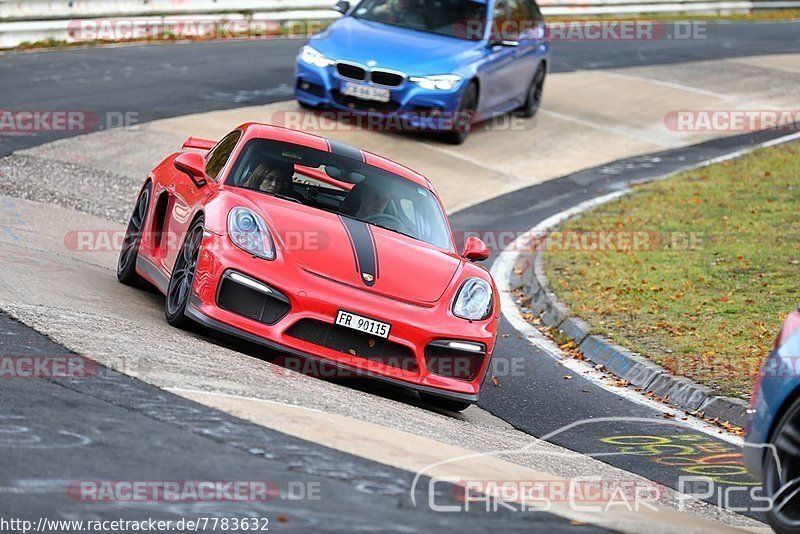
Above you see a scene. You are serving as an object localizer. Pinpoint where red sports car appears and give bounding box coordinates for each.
[117,122,499,411]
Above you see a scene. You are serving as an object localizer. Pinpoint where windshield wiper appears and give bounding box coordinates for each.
[367,222,417,241]
[274,194,302,204]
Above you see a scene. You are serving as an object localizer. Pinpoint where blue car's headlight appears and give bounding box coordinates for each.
[299,45,335,68]
[452,278,493,321]
[228,207,276,260]
[409,75,462,91]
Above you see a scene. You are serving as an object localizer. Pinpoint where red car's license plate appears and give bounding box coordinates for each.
[335,310,391,339]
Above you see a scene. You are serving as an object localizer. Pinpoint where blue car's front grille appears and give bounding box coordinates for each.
[335,62,405,88]
[370,70,404,88]
[336,62,367,81]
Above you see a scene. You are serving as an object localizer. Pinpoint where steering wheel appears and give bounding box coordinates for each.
[363,213,409,233]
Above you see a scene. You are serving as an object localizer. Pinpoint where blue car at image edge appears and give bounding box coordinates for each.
[295,0,550,144]
[745,305,800,534]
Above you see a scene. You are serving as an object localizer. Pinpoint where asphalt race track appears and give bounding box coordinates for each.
[2,20,800,156]
[1,313,602,533]
[1,19,799,532]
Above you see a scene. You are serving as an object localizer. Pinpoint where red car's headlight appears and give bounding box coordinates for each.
[228,207,276,260]
[452,278,493,321]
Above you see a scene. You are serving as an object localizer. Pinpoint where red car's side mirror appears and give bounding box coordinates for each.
[462,236,490,262]
[174,152,208,188]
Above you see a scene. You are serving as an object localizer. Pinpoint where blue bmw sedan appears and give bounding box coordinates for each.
[745,306,800,533]
[295,0,550,143]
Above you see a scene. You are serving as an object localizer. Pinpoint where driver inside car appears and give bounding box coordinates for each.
[341,181,415,236]
[244,161,295,196]
[354,184,390,219]
[342,181,390,219]
[371,0,426,26]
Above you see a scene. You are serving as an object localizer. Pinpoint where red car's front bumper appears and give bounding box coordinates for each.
[186,233,497,401]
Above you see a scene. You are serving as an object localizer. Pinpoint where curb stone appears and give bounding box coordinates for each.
[514,252,751,430]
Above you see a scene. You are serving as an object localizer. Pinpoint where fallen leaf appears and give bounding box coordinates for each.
[491,375,501,386]
[563,375,573,380]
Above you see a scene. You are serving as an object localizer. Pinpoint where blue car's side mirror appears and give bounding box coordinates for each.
[488,38,519,48]
[333,0,350,14]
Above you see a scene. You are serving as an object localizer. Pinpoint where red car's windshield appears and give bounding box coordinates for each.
[352,0,487,41]
[226,139,454,251]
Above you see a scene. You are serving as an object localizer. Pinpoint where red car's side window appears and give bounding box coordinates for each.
[205,131,242,181]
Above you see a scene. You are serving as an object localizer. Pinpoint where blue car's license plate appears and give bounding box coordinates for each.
[341,82,391,103]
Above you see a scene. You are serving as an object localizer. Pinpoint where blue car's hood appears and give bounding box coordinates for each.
[310,17,483,75]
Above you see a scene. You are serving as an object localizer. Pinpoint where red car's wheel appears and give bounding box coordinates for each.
[165,216,204,329]
[117,182,151,286]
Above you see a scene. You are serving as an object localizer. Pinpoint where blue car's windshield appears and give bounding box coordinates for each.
[352,0,487,41]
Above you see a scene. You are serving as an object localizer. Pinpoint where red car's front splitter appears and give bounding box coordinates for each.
[185,301,480,403]
[184,234,497,402]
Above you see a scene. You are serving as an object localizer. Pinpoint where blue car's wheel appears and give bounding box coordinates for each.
[442,82,478,145]
[520,64,546,119]
[764,396,800,534]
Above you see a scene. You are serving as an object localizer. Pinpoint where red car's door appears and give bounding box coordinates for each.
[161,131,242,275]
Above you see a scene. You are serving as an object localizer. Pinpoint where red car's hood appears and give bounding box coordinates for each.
[257,199,460,304]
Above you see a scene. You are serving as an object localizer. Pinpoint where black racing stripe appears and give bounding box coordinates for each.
[329,140,365,162]
[339,216,377,287]
[338,215,361,273]
[368,226,380,279]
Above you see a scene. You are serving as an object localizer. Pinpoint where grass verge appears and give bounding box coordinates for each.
[544,140,800,398]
